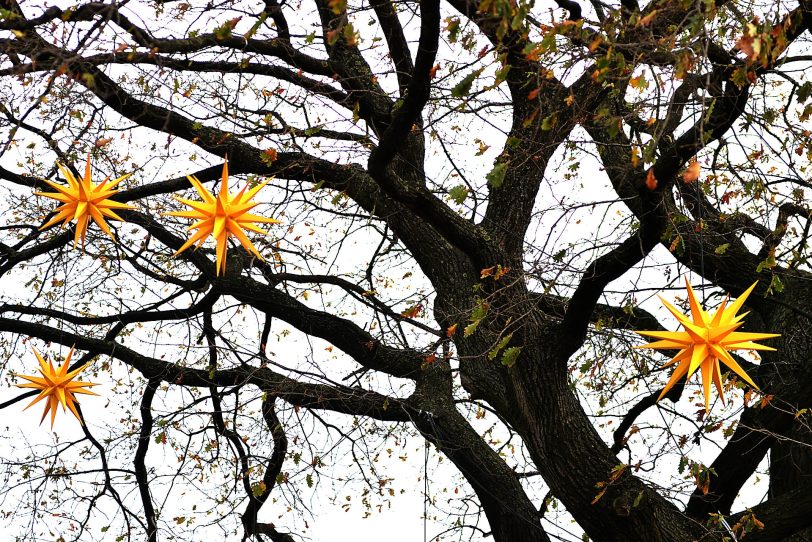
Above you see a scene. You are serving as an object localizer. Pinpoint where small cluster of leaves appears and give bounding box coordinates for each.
[736,18,791,69]
[213,17,241,40]
[732,17,793,88]
[521,20,585,62]
[592,463,628,504]
[477,0,533,41]
[679,458,716,495]
[731,511,766,538]
[464,298,489,337]
[448,185,469,204]
[486,161,508,188]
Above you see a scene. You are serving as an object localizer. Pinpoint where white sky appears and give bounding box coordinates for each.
[0,0,803,541]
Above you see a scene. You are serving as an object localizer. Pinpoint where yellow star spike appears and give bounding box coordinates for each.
[13,346,99,428]
[636,279,779,411]
[36,154,134,248]
[165,158,281,276]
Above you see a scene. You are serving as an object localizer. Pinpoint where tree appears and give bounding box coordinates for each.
[0,0,811,540]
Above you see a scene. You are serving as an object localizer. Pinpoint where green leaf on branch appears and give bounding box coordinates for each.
[768,274,784,294]
[500,346,522,367]
[451,68,484,98]
[252,481,267,497]
[756,250,776,272]
[445,17,461,43]
[488,333,514,361]
[798,81,812,103]
[486,161,508,188]
[464,299,489,337]
[448,185,469,204]
[541,113,558,131]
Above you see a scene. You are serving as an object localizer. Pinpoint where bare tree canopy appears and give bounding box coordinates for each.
[1,0,812,540]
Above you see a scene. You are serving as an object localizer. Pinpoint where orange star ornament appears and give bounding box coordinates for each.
[636,280,779,410]
[36,154,134,248]
[165,159,280,275]
[13,346,99,428]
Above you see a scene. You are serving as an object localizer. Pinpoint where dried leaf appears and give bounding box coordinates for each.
[588,35,603,52]
[630,146,640,169]
[262,148,278,164]
[645,168,657,190]
[638,10,658,26]
[736,23,762,63]
[400,303,423,318]
[683,156,700,183]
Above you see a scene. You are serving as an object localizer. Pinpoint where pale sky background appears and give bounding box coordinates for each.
[0,0,793,541]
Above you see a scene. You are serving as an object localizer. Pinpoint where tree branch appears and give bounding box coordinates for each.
[134,378,159,542]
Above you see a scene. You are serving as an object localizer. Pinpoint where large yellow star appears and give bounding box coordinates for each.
[636,279,779,410]
[14,346,99,428]
[36,154,134,248]
[165,159,280,275]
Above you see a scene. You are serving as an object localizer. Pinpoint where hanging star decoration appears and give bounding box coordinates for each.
[636,280,779,410]
[165,158,280,275]
[13,346,99,428]
[36,154,134,248]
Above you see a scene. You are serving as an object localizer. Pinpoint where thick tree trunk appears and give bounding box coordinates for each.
[510,340,706,542]
[770,429,812,542]
[768,301,812,541]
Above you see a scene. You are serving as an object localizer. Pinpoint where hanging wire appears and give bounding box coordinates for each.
[698,170,706,308]
[423,439,429,542]
[60,235,68,353]
[719,515,738,541]
[694,52,707,309]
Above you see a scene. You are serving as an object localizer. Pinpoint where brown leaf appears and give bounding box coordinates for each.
[638,10,658,26]
[262,148,278,163]
[645,168,657,190]
[401,303,423,318]
[735,23,762,64]
[683,156,700,183]
[588,35,603,52]
[736,35,755,59]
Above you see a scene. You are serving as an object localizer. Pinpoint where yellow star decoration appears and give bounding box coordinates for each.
[13,346,99,428]
[36,154,134,248]
[165,159,280,275]
[636,280,779,410]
